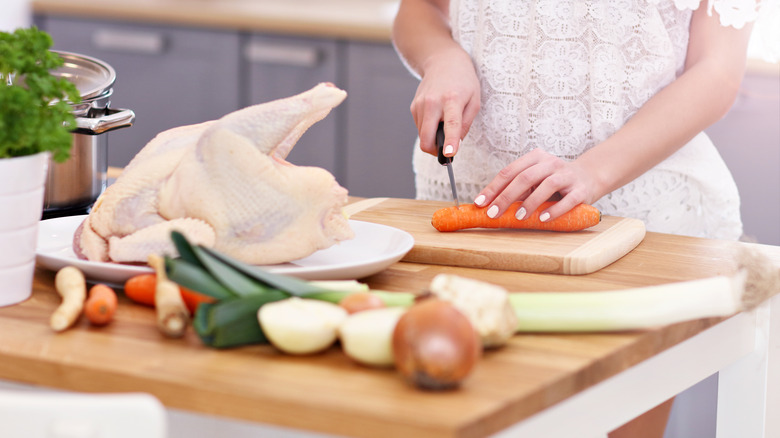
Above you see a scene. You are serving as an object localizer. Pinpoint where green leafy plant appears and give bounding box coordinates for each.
[0,27,81,162]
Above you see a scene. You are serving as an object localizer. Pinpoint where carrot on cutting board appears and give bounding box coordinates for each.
[85,284,118,326]
[124,273,215,314]
[431,201,601,232]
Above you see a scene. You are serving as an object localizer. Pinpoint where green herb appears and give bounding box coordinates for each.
[0,27,81,162]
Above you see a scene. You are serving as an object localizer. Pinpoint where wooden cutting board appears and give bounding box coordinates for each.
[347,197,646,275]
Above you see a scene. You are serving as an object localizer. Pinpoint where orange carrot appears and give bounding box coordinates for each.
[124,274,157,307]
[431,201,601,232]
[85,284,118,326]
[123,273,215,313]
[179,287,215,314]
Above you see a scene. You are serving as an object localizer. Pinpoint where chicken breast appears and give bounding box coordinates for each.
[76,83,353,265]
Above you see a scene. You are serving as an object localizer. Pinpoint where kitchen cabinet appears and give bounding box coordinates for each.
[35,15,421,199]
[37,16,242,168]
[343,41,418,198]
[243,34,340,173]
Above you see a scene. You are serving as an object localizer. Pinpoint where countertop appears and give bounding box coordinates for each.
[1,198,779,437]
[31,0,399,42]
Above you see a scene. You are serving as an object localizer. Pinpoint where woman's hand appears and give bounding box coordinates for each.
[410,47,481,158]
[473,149,600,222]
[475,5,753,223]
[393,0,480,159]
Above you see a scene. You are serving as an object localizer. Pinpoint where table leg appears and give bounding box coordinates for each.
[496,310,757,438]
[716,293,779,437]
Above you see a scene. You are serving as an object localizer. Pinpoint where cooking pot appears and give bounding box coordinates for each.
[44,51,135,219]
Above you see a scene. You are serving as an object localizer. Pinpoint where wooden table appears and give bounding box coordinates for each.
[0,205,778,437]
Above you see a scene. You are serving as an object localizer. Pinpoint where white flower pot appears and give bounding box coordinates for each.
[0,152,49,307]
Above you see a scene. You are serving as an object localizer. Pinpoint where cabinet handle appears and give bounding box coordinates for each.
[244,42,322,68]
[91,29,166,55]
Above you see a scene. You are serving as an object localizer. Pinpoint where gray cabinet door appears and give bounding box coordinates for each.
[39,16,241,167]
[343,42,419,199]
[243,34,340,177]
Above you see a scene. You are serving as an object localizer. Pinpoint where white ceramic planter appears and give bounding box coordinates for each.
[0,152,49,307]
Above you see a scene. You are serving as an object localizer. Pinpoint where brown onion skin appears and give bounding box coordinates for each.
[392,298,481,390]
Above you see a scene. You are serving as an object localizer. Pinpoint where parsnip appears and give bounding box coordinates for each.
[50,266,87,332]
[148,254,190,338]
[339,307,406,367]
[258,297,347,354]
[429,274,518,348]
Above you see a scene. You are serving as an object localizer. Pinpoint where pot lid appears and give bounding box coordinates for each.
[51,51,116,101]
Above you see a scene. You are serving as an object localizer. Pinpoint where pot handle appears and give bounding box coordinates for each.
[73,108,136,135]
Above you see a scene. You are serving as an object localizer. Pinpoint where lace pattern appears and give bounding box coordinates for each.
[413,0,747,240]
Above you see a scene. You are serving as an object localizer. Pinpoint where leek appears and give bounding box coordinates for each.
[194,291,289,348]
[509,271,748,332]
[172,233,273,297]
[199,244,338,296]
[305,289,416,308]
[165,258,235,300]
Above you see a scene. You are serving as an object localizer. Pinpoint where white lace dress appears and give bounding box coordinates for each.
[412,0,764,240]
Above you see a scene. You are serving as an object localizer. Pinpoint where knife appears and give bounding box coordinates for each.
[436,121,459,207]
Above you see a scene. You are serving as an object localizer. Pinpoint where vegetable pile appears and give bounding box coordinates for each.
[47,232,780,392]
[150,232,487,389]
[0,27,80,162]
[161,231,415,348]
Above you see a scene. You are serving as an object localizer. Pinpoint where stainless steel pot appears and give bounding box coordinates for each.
[43,51,135,218]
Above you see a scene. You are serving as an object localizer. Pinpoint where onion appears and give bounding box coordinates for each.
[392,298,481,390]
[338,291,386,314]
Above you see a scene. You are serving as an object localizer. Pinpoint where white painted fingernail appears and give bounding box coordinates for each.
[539,212,551,222]
[444,145,454,155]
[474,194,486,206]
[487,205,499,218]
[515,207,526,221]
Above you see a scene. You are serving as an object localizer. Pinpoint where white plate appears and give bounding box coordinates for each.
[36,215,414,284]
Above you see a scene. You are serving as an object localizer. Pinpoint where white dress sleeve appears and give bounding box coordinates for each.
[658,0,780,61]
[657,0,774,29]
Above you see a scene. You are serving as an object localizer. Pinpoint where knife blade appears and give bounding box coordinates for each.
[436,121,459,207]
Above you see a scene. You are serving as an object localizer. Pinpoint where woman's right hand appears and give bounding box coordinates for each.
[410,46,481,159]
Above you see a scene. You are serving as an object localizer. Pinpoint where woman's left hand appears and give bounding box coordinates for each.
[473,148,600,222]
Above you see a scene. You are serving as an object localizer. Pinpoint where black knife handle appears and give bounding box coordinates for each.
[436,121,452,165]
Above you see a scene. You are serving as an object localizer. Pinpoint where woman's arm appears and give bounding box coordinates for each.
[477,6,754,222]
[392,0,481,157]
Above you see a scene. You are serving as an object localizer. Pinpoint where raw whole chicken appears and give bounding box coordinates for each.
[74,83,354,265]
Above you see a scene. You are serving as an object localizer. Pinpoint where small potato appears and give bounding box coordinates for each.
[258,298,348,355]
[339,307,406,367]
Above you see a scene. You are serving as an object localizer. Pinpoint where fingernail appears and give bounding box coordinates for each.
[444,145,454,155]
[474,194,486,206]
[515,207,526,220]
[487,205,499,218]
[539,212,551,222]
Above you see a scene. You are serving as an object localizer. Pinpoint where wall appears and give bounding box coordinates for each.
[0,0,30,31]
[706,67,780,246]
